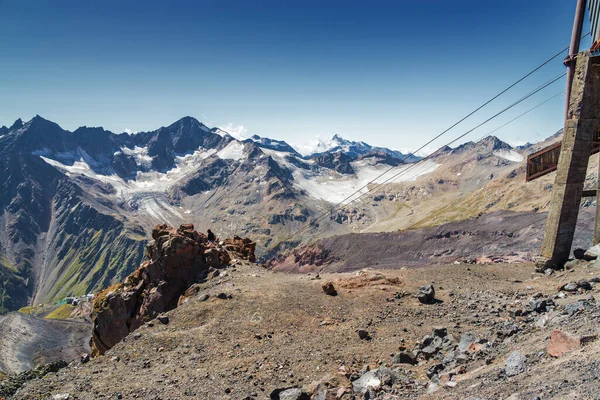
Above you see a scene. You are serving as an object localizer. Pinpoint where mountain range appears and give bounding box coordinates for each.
[0,115,570,313]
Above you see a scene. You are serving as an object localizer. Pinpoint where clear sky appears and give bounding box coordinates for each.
[0,0,592,154]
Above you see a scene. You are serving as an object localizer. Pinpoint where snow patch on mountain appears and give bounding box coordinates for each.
[259,147,438,204]
[37,146,219,199]
[119,146,153,168]
[217,141,245,160]
[293,135,347,157]
[137,197,184,226]
[292,159,439,204]
[493,150,524,163]
[217,123,249,140]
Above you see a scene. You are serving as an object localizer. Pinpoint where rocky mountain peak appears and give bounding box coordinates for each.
[9,118,23,131]
[477,135,512,151]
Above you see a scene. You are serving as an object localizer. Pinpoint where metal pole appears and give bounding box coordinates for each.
[565,0,588,120]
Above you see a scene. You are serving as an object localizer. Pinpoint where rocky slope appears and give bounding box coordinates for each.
[12,257,600,399]
[0,313,89,375]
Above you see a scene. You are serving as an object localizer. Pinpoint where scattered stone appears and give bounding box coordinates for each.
[573,248,586,260]
[432,327,447,338]
[420,335,444,358]
[417,284,435,304]
[157,315,169,325]
[565,259,580,270]
[496,322,520,338]
[392,352,417,365]
[216,292,231,299]
[80,353,90,364]
[52,395,71,400]
[352,371,381,393]
[529,298,554,313]
[504,351,526,377]
[277,388,310,400]
[198,294,209,302]
[577,280,592,290]
[357,330,371,340]
[564,299,593,317]
[458,332,477,353]
[547,330,581,357]
[544,268,554,276]
[426,363,444,378]
[560,282,578,292]
[322,281,338,296]
[584,244,600,261]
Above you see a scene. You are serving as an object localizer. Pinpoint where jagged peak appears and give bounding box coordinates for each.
[168,116,203,128]
[9,118,23,131]
[476,135,512,150]
[25,115,64,132]
[73,126,110,134]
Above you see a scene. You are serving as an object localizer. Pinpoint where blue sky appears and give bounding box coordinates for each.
[0,0,591,154]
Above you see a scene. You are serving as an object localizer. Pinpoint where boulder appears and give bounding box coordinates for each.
[351,367,402,393]
[560,281,579,292]
[277,388,310,400]
[90,224,255,356]
[577,280,592,290]
[420,335,444,358]
[357,329,370,340]
[584,244,600,261]
[352,371,380,393]
[417,284,435,304]
[547,330,581,357]
[573,248,586,260]
[504,351,526,377]
[392,352,417,365]
[322,282,337,296]
[223,236,256,263]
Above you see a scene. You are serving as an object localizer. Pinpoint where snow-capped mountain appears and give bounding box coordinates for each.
[295,134,422,163]
[0,115,538,313]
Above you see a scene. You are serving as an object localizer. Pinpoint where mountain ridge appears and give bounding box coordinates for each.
[0,115,563,313]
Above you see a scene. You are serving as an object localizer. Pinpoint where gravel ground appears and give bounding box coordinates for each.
[12,259,600,400]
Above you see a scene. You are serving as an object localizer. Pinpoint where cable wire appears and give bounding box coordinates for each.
[273,72,566,248]
[269,34,590,251]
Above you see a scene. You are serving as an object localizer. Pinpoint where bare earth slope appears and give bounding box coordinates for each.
[15,260,600,399]
[271,208,595,273]
[0,313,90,375]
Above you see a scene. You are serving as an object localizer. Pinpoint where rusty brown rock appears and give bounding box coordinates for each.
[223,236,256,263]
[90,224,255,357]
[322,281,337,296]
[547,330,581,357]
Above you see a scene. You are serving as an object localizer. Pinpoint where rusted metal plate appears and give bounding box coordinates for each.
[526,128,600,182]
[526,143,562,182]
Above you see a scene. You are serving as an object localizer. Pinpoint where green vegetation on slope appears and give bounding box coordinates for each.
[0,250,28,314]
[44,304,75,319]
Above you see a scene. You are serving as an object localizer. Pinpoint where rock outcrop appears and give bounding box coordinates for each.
[90,224,255,356]
[223,236,257,263]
